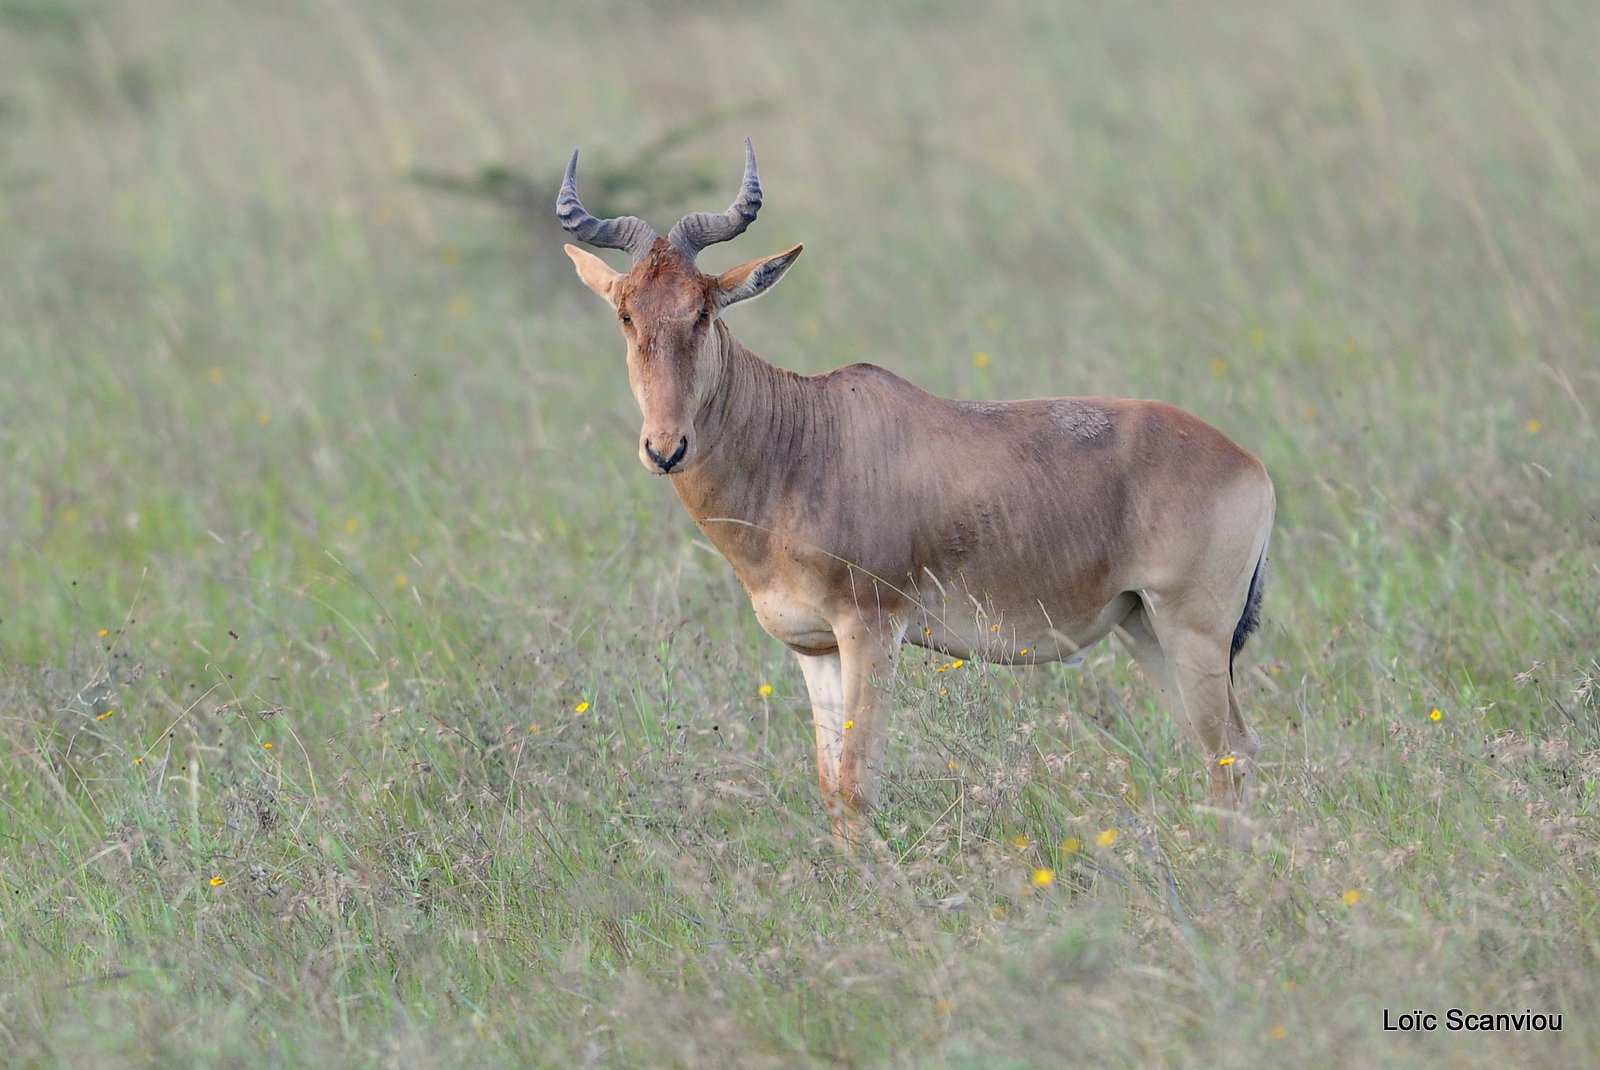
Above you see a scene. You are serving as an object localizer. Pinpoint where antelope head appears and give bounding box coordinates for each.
[559,139,802,475]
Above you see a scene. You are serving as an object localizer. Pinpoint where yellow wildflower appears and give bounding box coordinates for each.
[1429,708,1442,721]
[574,701,590,714]
[758,684,774,697]
[1031,868,1055,888]
[1012,834,1030,850]
[1095,828,1119,848]
[973,350,992,369]
[1342,889,1362,906]
[209,876,225,887]
[1060,836,1081,855]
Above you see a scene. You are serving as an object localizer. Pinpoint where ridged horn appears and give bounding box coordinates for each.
[666,138,762,260]
[556,151,658,262]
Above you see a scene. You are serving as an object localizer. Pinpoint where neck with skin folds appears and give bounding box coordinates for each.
[667,322,818,580]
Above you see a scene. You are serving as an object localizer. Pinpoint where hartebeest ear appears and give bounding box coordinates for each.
[565,244,624,305]
[714,244,803,310]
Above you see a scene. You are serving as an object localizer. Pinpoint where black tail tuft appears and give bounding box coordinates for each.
[1229,552,1267,678]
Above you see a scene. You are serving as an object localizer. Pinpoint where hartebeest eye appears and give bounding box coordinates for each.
[619,311,631,325]
[696,308,711,324]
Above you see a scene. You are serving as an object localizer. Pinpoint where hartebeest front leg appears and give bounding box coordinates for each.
[796,617,905,849]
[796,651,848,842]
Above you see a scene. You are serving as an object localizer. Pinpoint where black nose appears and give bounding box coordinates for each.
[645,436,688,472]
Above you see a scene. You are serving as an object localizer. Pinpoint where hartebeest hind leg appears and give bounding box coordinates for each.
[796,616,905,848]
[1118,599,1258,810]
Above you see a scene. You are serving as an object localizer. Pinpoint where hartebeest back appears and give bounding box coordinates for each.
[559,140,1275,845]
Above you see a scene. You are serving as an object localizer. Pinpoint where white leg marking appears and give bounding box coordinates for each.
[796,651,847,824]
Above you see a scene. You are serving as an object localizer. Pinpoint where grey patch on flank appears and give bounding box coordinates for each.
[1050,400,1111,441]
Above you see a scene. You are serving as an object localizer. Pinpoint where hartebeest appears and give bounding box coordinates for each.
[559,140,1275,845]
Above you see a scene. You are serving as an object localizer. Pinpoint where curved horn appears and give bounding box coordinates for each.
[667,138,762,260]
[557,151,658,262]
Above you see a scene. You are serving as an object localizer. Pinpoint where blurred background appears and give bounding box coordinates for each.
[3,1,1595,634]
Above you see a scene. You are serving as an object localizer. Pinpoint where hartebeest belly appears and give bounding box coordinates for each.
[559,140,1275,846]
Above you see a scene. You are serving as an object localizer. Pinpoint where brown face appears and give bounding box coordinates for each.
[615,257,720,475]
[565,238,804,474]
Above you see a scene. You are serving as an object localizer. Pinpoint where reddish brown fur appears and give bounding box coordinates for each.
[566,219,1274,849]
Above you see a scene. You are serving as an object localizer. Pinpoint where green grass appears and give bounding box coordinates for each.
[3,1,1599,1066]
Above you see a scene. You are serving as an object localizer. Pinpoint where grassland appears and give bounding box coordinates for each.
[2,1,1598,1066]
